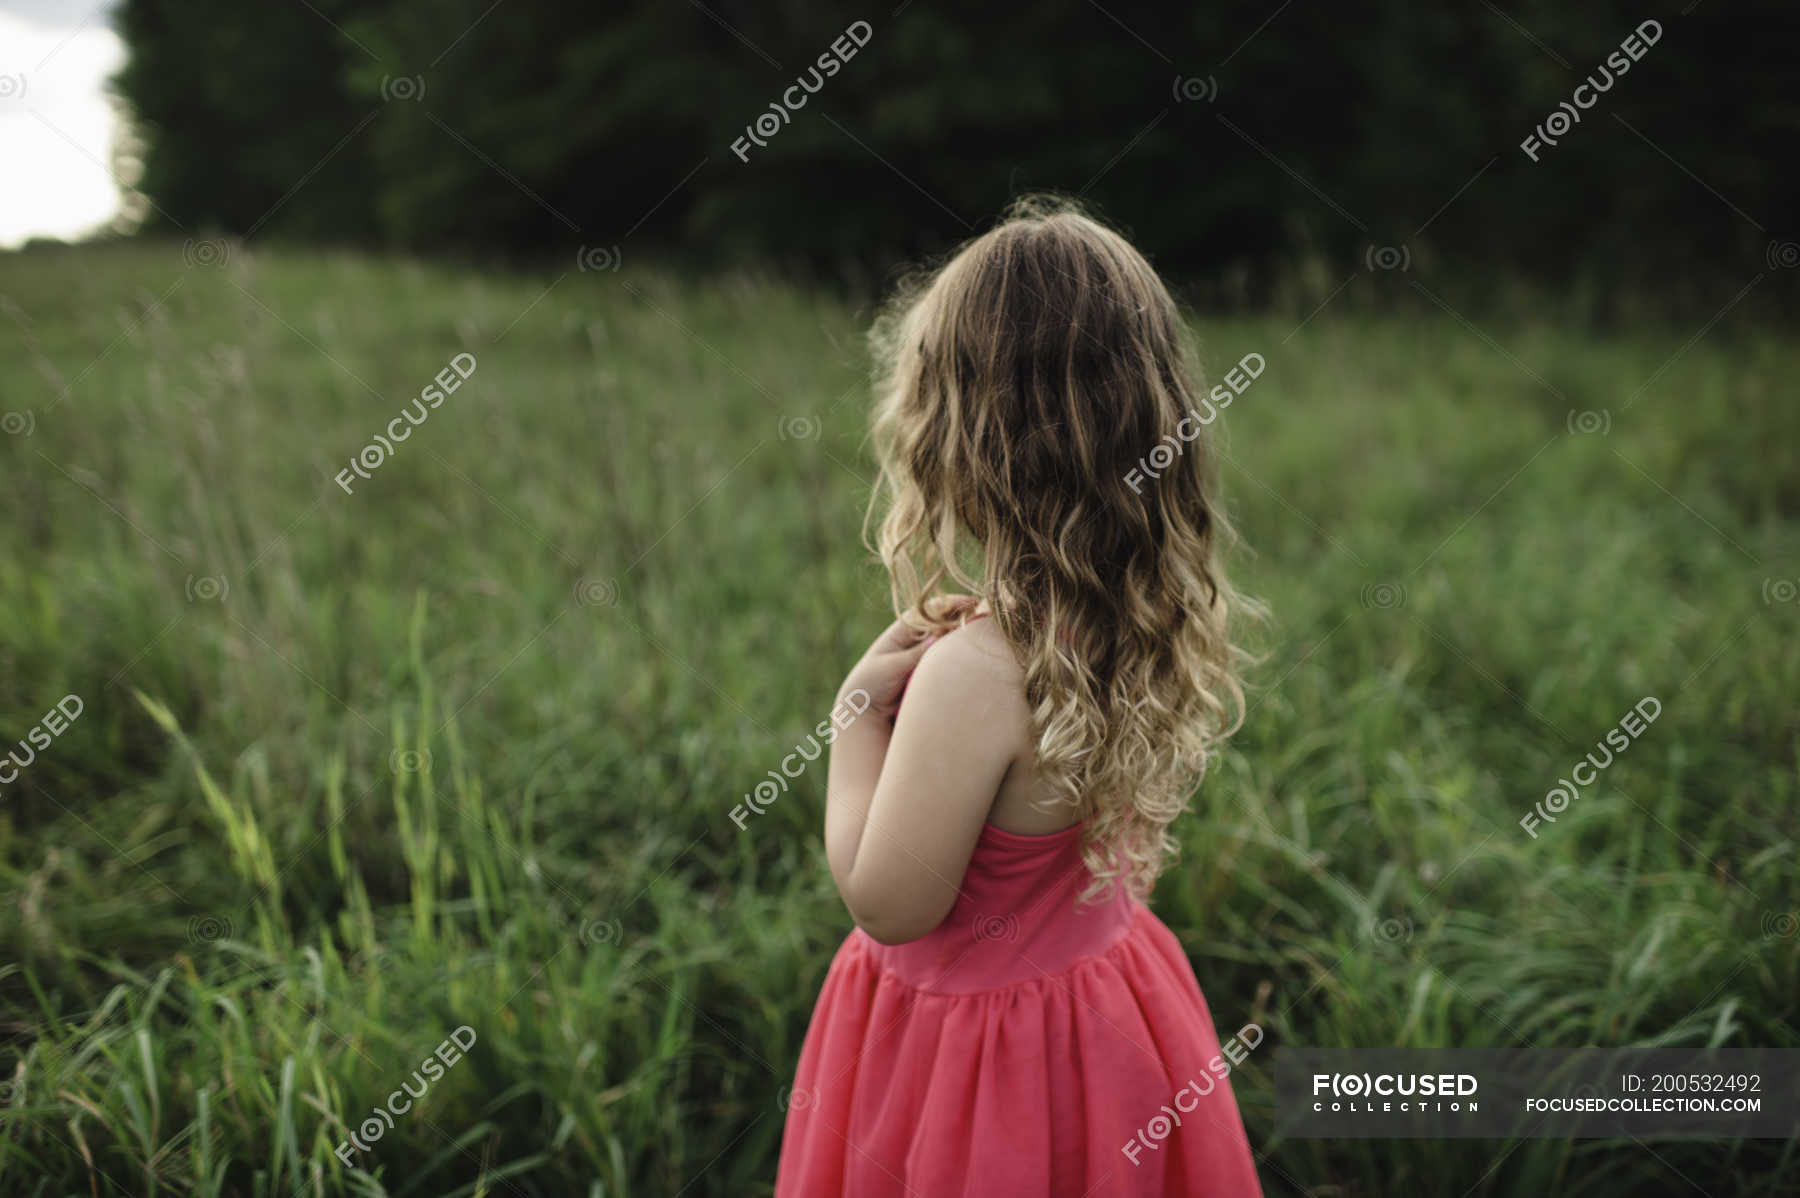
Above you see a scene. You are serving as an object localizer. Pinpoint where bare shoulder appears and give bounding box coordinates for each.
[903,616,1032,740]
[903,615,1073,834]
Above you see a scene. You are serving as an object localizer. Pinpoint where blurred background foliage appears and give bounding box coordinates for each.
[111,0,1799,315]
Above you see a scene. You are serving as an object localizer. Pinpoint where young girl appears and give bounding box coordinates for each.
[776,199,1264,1196]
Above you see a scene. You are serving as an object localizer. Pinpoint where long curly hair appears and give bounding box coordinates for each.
[866,196,1262,902]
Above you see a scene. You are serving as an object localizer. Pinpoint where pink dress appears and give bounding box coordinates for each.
[774,818,1264,1195]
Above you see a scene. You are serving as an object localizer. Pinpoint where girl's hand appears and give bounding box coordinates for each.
[839,596,979,719]
[838,617,931,721]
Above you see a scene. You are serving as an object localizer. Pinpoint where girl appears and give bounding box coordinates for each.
[776,199,1264,1196]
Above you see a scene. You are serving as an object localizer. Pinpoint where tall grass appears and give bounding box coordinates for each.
[1,241,1795,1195]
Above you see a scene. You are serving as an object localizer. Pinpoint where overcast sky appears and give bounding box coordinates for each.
[1,1,126,247]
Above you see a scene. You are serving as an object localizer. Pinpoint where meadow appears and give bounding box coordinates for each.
[1,240,1795,1195]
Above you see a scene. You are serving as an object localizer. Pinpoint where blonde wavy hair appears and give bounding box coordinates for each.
[866,196,1262,902]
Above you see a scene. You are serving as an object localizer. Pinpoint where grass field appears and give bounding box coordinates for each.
[1,240,1796,1196]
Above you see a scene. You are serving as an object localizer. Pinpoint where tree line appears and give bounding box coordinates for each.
[112,0,1796,313]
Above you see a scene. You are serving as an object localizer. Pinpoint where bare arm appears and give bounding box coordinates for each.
[826,620,1024,944]
[824,616,926,906]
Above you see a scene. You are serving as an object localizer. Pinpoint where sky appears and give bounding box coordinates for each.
[0,0,127,247]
